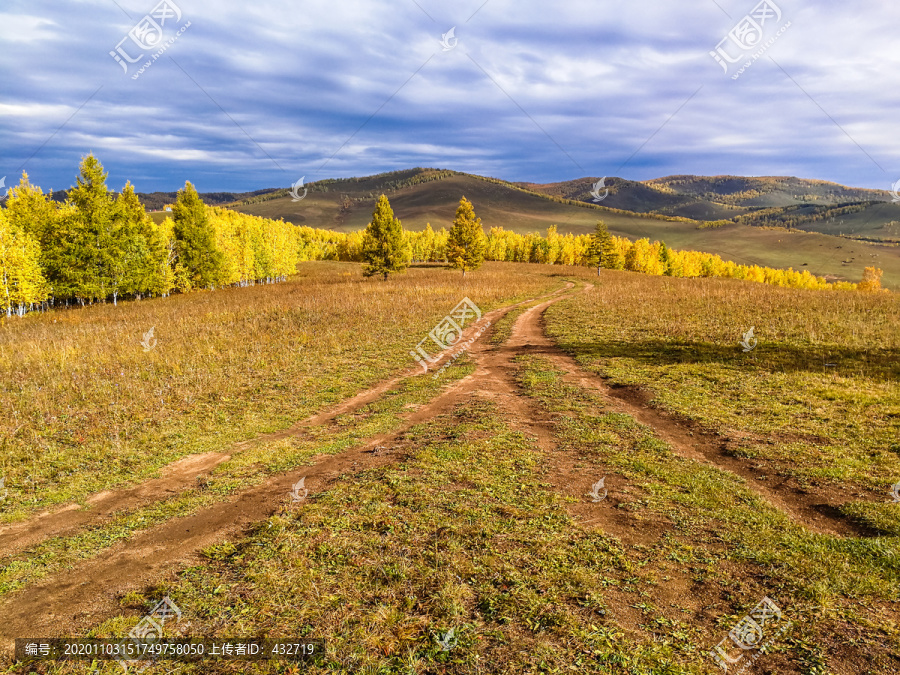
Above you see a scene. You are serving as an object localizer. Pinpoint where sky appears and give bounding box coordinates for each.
[1,0,899,194]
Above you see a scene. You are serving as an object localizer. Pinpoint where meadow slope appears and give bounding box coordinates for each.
[0,262,897,674]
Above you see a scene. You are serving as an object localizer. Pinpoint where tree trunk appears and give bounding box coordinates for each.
[383,271,388,281]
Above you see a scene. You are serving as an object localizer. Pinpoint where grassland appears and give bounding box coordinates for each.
[544,267,900,531]
[0,262,557,523]
[0,261,897,674]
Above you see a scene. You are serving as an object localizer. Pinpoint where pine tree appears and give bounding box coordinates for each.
[361,194,410,280]
[588,221,611,275]
[114,182,168,302]
[446,196,486,276]
[602,234,624,270]
[66,154,120,303]
[173,181,224,290]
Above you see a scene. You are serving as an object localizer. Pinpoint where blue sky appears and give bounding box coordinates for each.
[1,0,898,193]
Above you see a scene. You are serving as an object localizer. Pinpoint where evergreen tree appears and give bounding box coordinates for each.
[588,221,611,275]
[602,233,624,270]
[361,194,409,280]
[173,181,224,290]
[446,196,486,276]
[66,154,120,303]
[114,182,169,302]
[658,242,672,276]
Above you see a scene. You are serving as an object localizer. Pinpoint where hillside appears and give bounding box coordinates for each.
[138,168,900,289]
[520,174,895,219]
[207,170,899,289]
[1,263,898,673]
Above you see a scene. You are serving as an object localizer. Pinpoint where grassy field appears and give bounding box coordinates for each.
[0,262,557,523]
[544,268,900,531]
[1,262,897,674]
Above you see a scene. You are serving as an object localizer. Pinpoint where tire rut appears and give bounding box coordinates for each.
[0,285,570,561]
[529,290,876,538]
[0,284,572,651]
[0,280,869,656]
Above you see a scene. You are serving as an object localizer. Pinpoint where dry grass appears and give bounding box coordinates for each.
[546,266,900,527]
[0,261,560,520]
[3,263,898,674]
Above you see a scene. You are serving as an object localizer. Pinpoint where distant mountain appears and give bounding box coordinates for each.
[48,187,283,210]
[130,167,900,289]
[138,188,284,211]
[645,175,890,208]
[518,174,894,220]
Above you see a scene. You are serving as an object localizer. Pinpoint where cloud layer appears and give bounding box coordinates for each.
[2,0,898,193]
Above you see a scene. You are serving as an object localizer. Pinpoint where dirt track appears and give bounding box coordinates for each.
[0,281,870,653]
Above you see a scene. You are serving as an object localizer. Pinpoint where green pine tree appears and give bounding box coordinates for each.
[601,233,624,270]
[588,221,611,275]
[173,181,224,290]
[66,154,120,303]
[114,182,169,301]
[361,194,410,280]
[446,196,486,276]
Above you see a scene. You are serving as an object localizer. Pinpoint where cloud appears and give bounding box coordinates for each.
[0,0,898,193]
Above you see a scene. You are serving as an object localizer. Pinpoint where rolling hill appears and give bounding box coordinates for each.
[142,168,900,289]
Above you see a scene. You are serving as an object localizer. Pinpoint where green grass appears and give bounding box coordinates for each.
[0,362,465,600]
[46,350,899,673]
[0,262,560,524]
[75,397,710,674]
[3,263,899,674]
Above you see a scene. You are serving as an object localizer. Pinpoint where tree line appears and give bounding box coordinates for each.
[0,155,300,316]
[1,159,885,317]
[328,203,880,292]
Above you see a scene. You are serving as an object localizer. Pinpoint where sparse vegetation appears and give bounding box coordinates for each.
[0,261,897,674]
